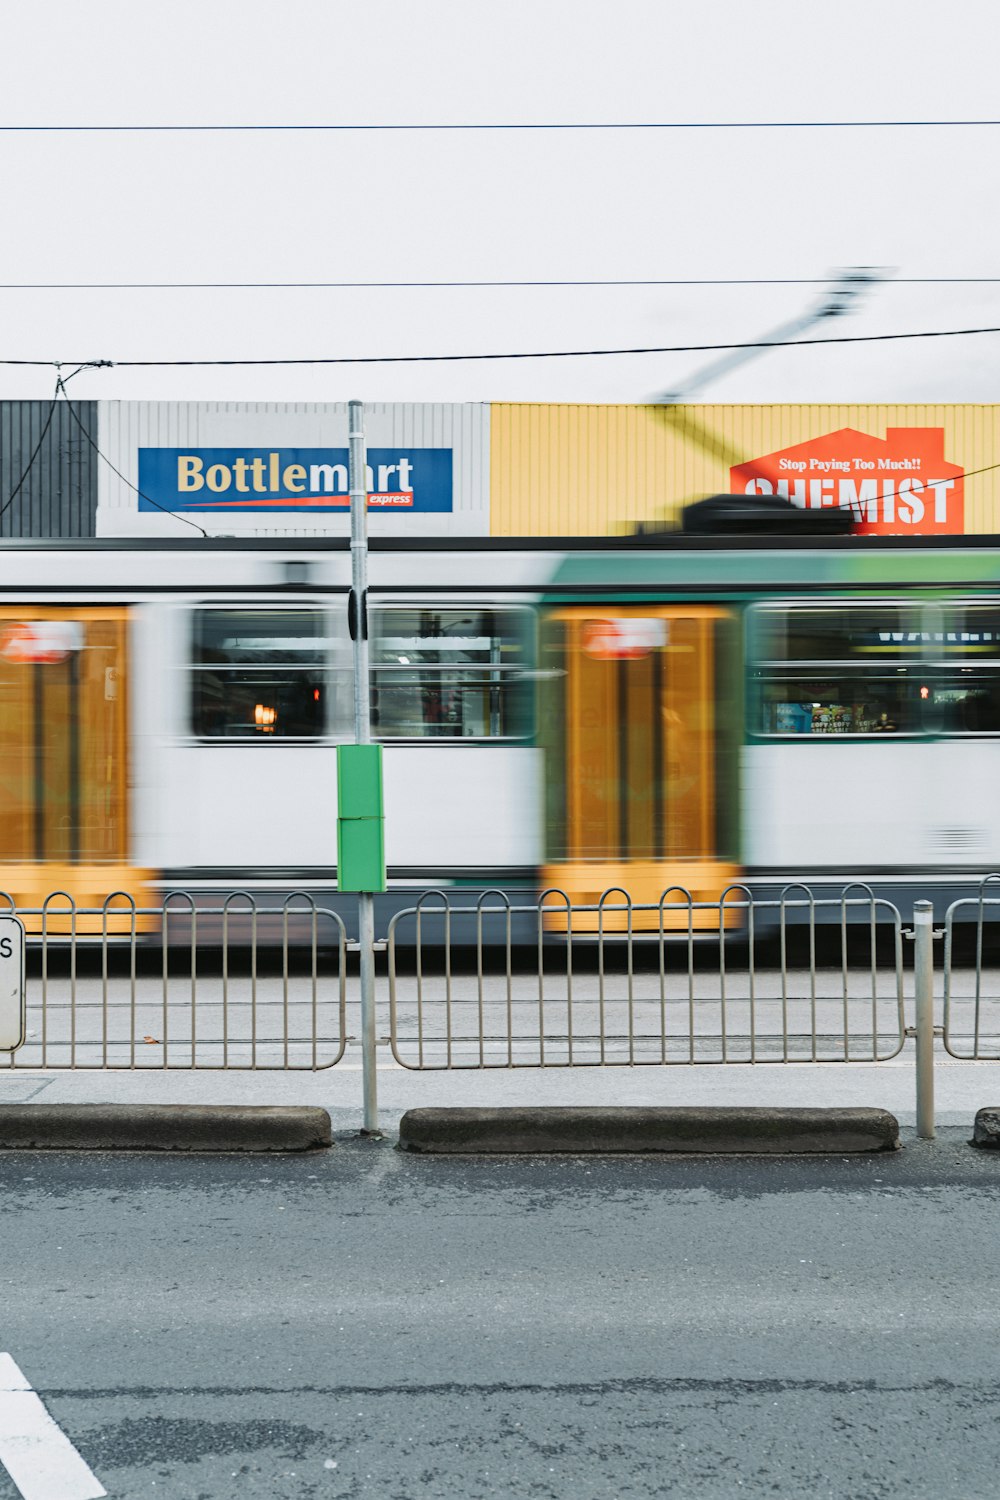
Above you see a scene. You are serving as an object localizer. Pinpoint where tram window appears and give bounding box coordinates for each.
[926,606,1000,658]
[754,602,1000,736]
[755,605,925,736]
[370,607,533,740]
[755,606,913,663]
[191,609,337,739]
[760,677,921,735]
[917,607,1000,733]
[925,677,1000,733]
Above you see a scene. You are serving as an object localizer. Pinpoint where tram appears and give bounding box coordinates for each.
[0,533,998,930]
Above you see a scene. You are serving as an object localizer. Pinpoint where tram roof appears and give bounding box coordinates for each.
[541,535,1000,596]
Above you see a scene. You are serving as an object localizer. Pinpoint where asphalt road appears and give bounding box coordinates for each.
[1,1134,1000,1498]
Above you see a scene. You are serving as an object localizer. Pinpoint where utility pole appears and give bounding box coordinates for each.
[349,400,372,749]
[337,399,386,1136]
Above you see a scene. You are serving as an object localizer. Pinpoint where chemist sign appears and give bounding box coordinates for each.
[137,447,453,514]
[0,916,25,1051]
[731,427,965,536]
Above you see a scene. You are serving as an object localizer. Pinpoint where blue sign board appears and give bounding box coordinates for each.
[137,447,453,513]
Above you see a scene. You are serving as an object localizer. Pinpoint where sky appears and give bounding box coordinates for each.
[0,0,997,407]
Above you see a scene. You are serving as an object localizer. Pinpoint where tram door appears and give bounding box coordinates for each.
[0,608,143,924]
[540,606,740,928]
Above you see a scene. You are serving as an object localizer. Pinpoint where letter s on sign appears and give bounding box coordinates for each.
[0,937,12,959]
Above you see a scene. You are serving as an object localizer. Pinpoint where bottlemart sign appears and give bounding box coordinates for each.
[137,447,454,513]
[730,427,965,536]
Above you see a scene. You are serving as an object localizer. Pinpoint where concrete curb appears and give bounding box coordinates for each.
[0,1104,333,1152]
[971,1107,1000,1148]
[398,1106,901,1155]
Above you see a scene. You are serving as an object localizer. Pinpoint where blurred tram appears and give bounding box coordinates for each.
[1,532,1000,931]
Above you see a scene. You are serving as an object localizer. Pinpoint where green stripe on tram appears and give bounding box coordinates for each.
[543,546,1000,596]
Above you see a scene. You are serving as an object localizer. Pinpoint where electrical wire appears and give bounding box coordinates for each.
[919,461,1000,491]
[1,120,1000,131]
[824,459,1000,497]
[1,321,996,370]
[1,277,999,289]
[53,370,208,538]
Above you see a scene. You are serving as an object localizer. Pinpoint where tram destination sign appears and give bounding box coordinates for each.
[0,916,25,1052]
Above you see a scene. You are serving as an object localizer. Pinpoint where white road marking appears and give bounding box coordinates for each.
[0,1355,106,1500]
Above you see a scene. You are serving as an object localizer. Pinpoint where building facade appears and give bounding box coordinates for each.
[2,400,998,539]
[0,401,98,537]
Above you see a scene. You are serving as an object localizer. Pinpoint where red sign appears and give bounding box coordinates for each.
[581,618,667,660]
[0,622,83,664]
[730,427,965,536]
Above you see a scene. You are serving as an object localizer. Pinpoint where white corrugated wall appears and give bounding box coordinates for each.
[96,401,491,538]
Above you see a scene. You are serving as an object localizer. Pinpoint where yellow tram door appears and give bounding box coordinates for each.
[0,608,149,930]
[540,606,740,930]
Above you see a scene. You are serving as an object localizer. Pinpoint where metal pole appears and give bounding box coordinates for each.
[348,399,379,1134]
[913,899,935,1140]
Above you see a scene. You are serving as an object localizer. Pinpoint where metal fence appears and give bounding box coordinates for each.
[944,877,1000,1060]
[386,887,907,1070]
[10,876,1000,1146]
[0,892,348,1070]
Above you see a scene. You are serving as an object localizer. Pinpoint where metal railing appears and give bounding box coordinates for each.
[386,886,906,1071]
[0,892,348,1070]
[943,877,1000,1061]
[10,876,1000,1147]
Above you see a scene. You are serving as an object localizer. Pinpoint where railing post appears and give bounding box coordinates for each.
[913,899,936,1140]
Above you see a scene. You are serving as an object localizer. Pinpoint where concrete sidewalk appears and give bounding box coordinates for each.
[1,1046,996,1137]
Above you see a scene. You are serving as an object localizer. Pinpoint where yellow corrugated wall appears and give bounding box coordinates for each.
[488,403,1000,536]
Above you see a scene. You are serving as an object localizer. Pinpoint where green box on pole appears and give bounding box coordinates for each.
[337,744,386,892]
[337,817,386,893]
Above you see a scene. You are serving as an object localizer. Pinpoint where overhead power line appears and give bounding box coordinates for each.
[1,277,999,290]
[51,368,208,537]
[1,120,1000,132]
[4,322,1000,370]
[0,370,204,536]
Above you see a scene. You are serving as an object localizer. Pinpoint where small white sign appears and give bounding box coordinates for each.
[0,919,25,1051]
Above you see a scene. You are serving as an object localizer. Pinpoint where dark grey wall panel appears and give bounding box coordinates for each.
[0,401,97,537]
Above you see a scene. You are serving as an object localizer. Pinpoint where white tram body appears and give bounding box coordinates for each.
[0,535,998,928]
